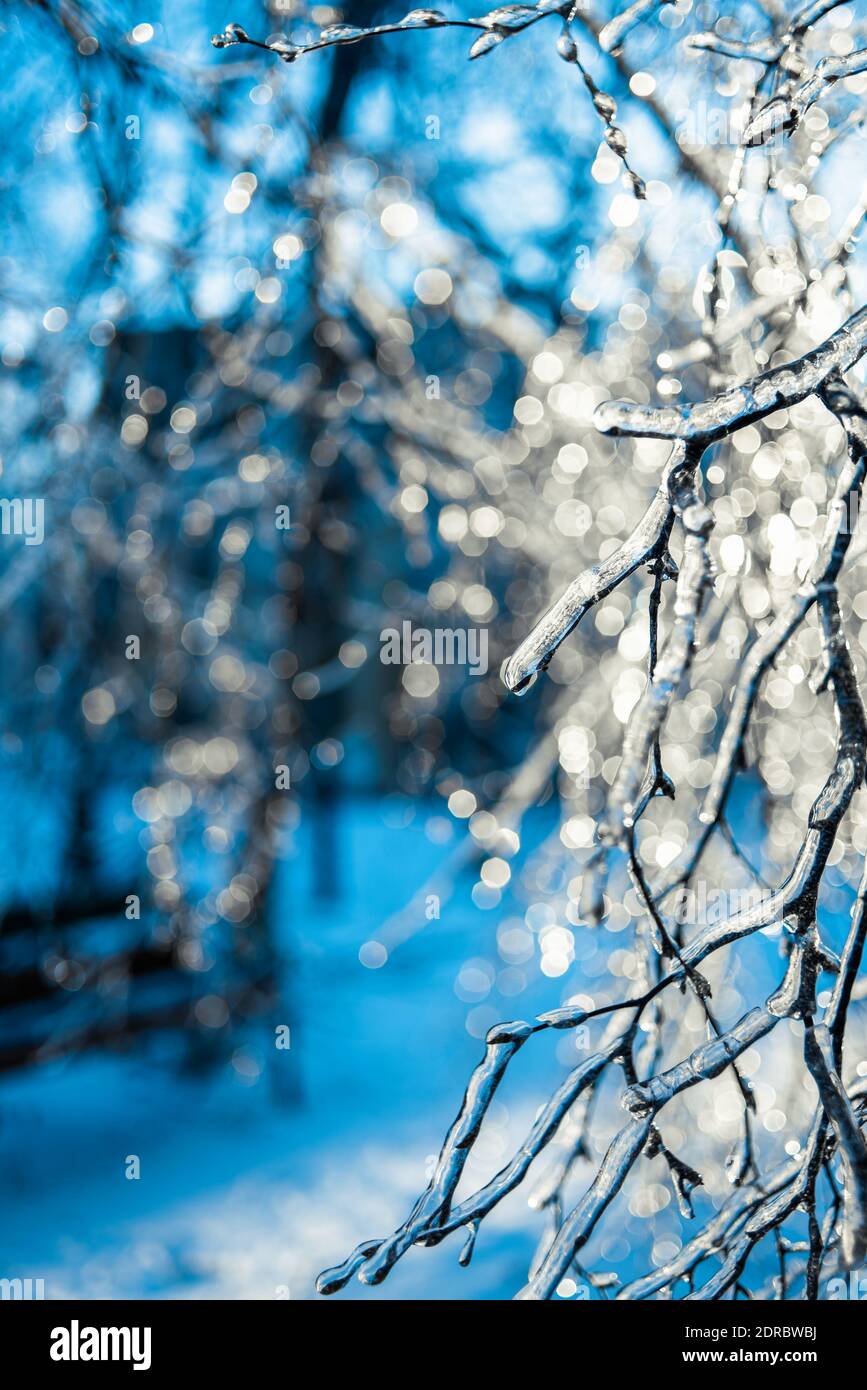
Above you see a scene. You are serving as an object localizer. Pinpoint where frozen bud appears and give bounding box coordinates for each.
[400,9,449,25]
[486,1019,533,1045]
[630,174,646,199]
[469,30,505,59]
[556,31,578,63]
[536,1004,588,1030]
[594,91,617,122]
[272,40,300,62]
[622,1083,653,1117]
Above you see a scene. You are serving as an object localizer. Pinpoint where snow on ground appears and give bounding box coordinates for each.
[0,796,560,1300]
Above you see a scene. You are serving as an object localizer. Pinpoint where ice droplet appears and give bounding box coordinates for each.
[556,31,577,63]
[594,92,618,122]
[320,24,365,43]
[744,98,792,146]
[271,39,300,62]
[400,8,448,26]
[474,5,539,28]
[468,30,505,59]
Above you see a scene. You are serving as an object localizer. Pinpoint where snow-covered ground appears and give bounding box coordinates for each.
[0,796,558,1301]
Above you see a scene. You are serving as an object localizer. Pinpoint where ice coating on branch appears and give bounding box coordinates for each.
[622,1006,777,1118]
[211,3,547,64]
[210,3,650,194]
[688,1,855,69]
[605,449,708,839]
[744,48,867,144]
[744,97,793,146]
[804,1024,867,1267]
[594,305,867,441]
[468,29,506,58]
[445,1048,612,1228]
[319,24,364,42]
[516,1117,653,1298]
[503,444,683,691]
[788,0,854,33]
[599,0,673,53]
[554,20,647,197]
[535,1003,589,1029]
[686,31,783,64]
[507,315,867,699]
[700,425,867,832]
[350,1020,531,1285]
[617,1156,800,1299]
[319,818,867,1296]
[317,1032,614,1294]
[400,9,449,25]
[318,306,867,1305]
[472,4,540,28]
